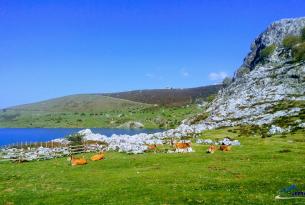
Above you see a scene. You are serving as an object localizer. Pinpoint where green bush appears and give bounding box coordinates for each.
[207,94,216,103]
[259,44,276,60]
[292,42,305,62]
[281,27,305,62]
[282,35,300,49]
[66,133,84,145]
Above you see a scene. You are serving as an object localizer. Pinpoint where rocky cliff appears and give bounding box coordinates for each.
[180,17,305,134]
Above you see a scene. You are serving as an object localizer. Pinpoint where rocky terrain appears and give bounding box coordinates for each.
[181,17,305,134]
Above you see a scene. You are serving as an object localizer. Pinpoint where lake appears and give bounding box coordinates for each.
[0,128,164,146]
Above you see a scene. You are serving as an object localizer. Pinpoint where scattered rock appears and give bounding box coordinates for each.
[269,125,290,134]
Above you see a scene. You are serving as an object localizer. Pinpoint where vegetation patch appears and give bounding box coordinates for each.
[66,133,84,145]
[292,42,305,62]
[189,112,209,125]
[268,100,305,113]
[235,125,271,138]
[282,27,305,62]
[259,44,276,61]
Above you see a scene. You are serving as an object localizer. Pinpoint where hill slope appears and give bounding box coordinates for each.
[0,85,220,128]
[103,85,222,106]
[176,17,305,135]
[6,94,149,113]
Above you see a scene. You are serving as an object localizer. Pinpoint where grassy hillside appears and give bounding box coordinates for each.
[6,94,149,113]
[0,104,202,128]
[104,85,222,106]
[1,128,305,204]
[0,85,220,128]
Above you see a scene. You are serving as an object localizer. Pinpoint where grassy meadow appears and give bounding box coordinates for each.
[1,128,305,204]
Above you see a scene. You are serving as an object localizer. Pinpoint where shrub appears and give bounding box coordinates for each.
[292,42,305,62]
[207,95,216,103]
[66,133,84,145]
[259,44,276,60]
[282,35,300,49]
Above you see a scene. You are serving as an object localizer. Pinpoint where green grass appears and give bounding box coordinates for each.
[1,128,305,204]
[0,105,202,129]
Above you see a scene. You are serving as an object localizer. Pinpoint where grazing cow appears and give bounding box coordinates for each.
[207,145,218,154]
[91,152,105,161]
[220,145,231,152]
[70,155,87,166]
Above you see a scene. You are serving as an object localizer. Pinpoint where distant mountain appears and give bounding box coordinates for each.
[103,85,223,106]
[6,95,149,113]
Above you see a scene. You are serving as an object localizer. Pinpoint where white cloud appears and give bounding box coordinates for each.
[208,71,228,81]
[180,69,190,77]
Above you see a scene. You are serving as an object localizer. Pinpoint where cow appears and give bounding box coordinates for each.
[144,144,158,153]
[70,155,87,166]
[175,142,191,149]
[220,145,231,152]
[207,145,218,154]
[91,152,105,161]
[175,142,193,153]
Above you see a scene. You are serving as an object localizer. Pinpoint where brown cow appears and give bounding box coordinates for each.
[207,145,218,154]
[220,145,231,152]
[144,144,158,153]
[91,152,105,161]
[175,142,191,149]
[70,155,88,166]
[147,144,157,150]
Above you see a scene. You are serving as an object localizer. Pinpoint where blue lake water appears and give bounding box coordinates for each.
[0,128,164,146]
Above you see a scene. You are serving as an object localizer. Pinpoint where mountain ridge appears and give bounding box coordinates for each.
[2,84,222,111]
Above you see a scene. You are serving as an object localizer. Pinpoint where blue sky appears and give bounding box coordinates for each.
[1,0,305,108]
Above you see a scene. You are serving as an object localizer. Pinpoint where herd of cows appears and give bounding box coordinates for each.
[68,141,234,166]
